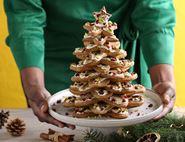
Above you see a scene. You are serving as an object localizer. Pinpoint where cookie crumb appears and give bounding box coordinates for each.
[148,104,153,108]
[57,100,61,104]
[65,112,69,116]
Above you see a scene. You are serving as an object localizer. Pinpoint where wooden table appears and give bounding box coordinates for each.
[0,108,185,142]
[0,109,85,142]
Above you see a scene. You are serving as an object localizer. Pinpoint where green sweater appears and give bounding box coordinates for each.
[4,0,176,94]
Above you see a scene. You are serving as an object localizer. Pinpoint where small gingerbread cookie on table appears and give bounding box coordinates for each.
[40,129,74,142]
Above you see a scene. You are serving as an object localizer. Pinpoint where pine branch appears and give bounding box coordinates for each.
[83,113,185,142]
[83,129,107,142]
[123,113,185,142]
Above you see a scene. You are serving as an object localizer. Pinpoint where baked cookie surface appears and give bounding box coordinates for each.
[65,7,146,119]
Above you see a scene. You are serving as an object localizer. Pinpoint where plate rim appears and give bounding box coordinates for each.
[48,88,163,127]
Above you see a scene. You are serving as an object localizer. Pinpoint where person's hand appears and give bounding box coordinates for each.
[152,81,176,120]
[21,67,75,129]
[149,64,176,120]
[26,86,75,129]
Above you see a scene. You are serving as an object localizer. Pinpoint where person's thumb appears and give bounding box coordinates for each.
[162,89,171,104]
[40,100,49,113]
[39,88,51,113]
[34,91,49,113]
[153,82,175,105]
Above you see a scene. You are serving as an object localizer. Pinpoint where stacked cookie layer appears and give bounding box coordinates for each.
[64,7,145,119]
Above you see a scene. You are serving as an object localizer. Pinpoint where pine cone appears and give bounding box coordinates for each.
[0,110,9,129]
[6,118,26,136]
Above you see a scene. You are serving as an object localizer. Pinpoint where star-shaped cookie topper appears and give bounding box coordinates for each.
[93,6,112,23]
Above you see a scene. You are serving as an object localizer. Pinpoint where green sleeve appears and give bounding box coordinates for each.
[4,0,46,71]
[131,0,176,68]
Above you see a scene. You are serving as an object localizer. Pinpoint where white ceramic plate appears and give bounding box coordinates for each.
[48,89,163,128]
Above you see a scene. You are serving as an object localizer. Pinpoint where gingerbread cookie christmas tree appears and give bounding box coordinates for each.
[64,7,145,119]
